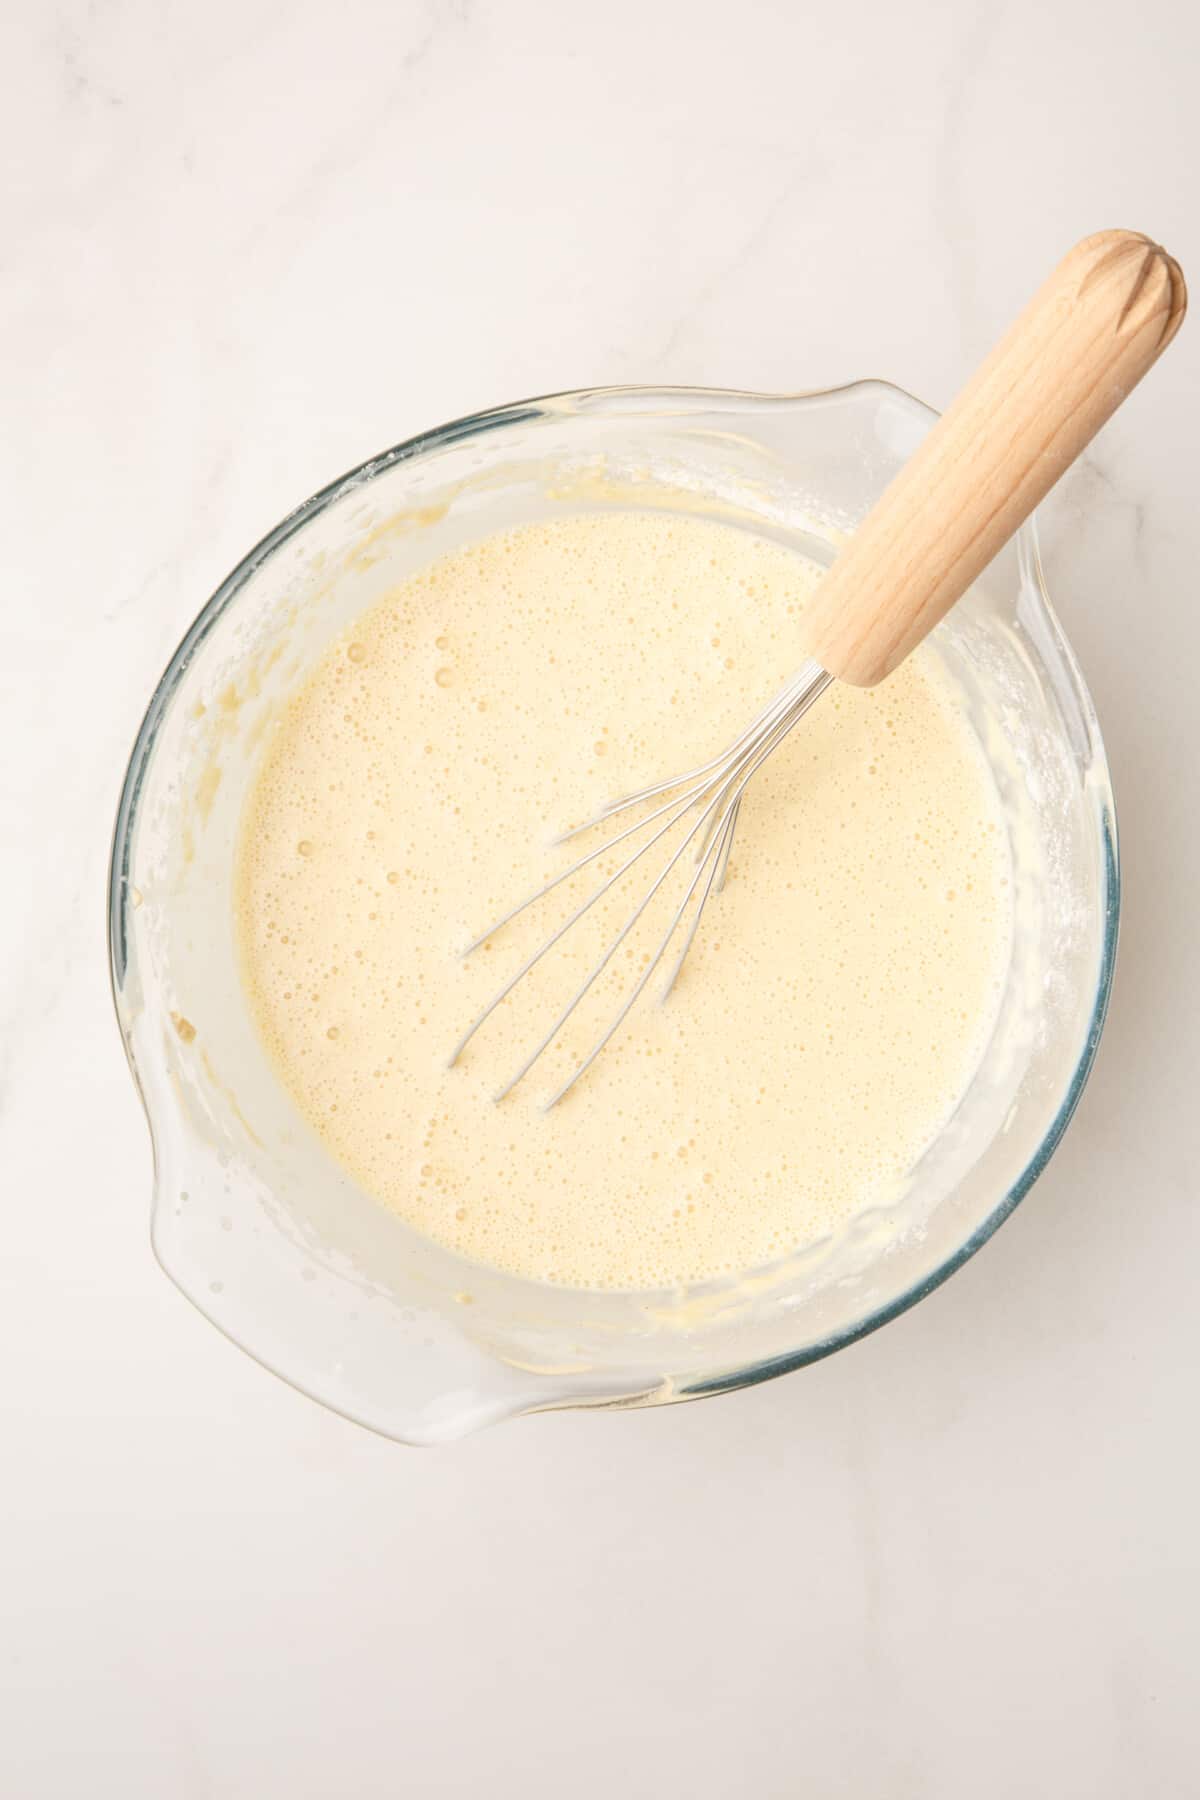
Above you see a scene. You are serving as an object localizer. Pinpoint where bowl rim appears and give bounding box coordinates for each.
[108,379,1120,1419]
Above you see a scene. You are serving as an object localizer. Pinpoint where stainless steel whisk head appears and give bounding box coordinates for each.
[448,658,832,1107]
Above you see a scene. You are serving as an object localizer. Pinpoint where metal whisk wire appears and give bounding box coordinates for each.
[448,658,832,1106]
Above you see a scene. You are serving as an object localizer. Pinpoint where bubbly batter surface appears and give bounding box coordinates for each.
[235,513,1011,1289]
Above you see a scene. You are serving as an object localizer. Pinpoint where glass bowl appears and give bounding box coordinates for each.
[108,382,1118,1444]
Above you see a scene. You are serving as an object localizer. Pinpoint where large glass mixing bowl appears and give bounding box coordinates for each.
[108,383,1118,1444]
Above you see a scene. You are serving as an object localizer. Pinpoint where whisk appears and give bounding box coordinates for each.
[450,230,1185,1106]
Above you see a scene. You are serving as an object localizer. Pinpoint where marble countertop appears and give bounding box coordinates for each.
[5,1,1198,1794]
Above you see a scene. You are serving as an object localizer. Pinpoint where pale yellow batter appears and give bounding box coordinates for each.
[235,512,1011,1290]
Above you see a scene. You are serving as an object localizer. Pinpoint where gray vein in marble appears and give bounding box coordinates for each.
[102,444,235,625]
[0,849,107,1124]
[53,2,126,112]
[226,0,475,267]
[654,158,824,370]
[1042,444,1151,582]
[930,0,1006,367]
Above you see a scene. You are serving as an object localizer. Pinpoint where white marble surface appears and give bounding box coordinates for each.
[4,0,1199,1793]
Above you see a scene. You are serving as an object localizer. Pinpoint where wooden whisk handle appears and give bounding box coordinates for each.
[802,230,1187,687]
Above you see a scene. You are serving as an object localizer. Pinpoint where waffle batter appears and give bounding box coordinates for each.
[235,512,1011,1290]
